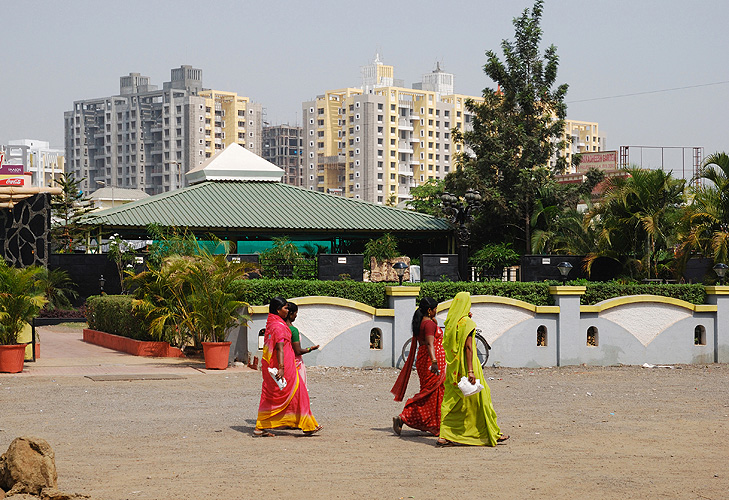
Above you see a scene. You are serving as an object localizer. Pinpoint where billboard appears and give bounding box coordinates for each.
[0,164,26,186]
[577,151,618,173]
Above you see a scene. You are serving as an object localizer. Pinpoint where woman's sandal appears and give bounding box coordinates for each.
[253,429,275,437]
[392,416,403,436]
[436,438,456,447]
[497,434,510,443]
[303,425,323,436]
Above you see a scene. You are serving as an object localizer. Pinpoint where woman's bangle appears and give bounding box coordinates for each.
[431,359,437,364]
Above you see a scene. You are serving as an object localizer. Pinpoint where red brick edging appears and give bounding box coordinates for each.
[83,329,185,358]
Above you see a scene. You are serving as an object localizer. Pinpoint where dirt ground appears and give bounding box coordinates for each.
[1,362,729,499]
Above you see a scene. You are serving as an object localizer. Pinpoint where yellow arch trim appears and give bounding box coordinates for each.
[580,294,717,313]
[249,296,394,317]
[436,295,559,314]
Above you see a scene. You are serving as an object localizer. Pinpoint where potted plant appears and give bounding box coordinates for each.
[470,243,520,281]
[0,262,48,373]
[130,251,250,370]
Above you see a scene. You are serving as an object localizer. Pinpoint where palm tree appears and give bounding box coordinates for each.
[129,252,250,348]
[0,262,48,345]
[585,167,686,279]
[36,268,79,310]
[681,152,729,264]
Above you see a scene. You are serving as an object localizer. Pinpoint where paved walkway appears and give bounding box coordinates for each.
[1,324,254,378]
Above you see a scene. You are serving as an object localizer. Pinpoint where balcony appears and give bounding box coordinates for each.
[397,141,413,154]
[398,120,413,131]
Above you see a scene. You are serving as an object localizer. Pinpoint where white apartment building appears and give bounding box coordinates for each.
[2,139,64,188]
[64,65,262,196]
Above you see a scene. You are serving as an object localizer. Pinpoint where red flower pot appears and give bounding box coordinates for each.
[202,341,231,370]
[0,344,27,373]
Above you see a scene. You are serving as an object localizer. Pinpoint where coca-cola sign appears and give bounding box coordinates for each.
[0,177,24,186]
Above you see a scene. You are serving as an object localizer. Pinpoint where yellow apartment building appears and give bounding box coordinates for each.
[199,90,263,159]
[302,56,481,205]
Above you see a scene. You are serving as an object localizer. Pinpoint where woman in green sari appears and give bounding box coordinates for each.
[437,291,509,447]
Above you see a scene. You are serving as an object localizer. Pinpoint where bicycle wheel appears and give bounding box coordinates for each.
[474,330,490,368]
[400,337,417,370]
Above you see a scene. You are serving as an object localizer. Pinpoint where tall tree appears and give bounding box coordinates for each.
[51,173,94,253]
[452,0,569,252]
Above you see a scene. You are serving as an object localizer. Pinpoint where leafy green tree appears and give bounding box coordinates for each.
[680,152,729,264]
[407,178,446,216]
[453,0,569,252]
[145,224,203,270]
[107,233,136,293]
[51,173,94,253]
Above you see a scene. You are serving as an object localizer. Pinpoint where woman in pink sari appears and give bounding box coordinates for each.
[254,297,322,437]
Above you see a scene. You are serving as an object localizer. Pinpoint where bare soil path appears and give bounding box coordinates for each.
[1,326,728,499]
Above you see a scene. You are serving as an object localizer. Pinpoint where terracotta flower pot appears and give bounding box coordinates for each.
[0,344,27,373]
[202,341,231,370]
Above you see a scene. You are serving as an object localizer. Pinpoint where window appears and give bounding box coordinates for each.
[694,325,706,345]
[537,326,547,346]
[587,326,599,347]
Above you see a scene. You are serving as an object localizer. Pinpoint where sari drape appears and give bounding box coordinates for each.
[394,319,446,435]
[439,291,501,446]
[290,324,308,386]
[256,313,319,432]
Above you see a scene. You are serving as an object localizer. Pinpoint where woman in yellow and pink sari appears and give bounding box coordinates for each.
[254,297,322,437]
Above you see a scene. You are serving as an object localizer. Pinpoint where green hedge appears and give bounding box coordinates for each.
[580,282,706,305]
[85,295,153,341]
[239,279,708,307]
[239,279,389,309]
[417,281,554,306]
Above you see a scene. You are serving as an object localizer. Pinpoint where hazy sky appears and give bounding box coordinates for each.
[2,0,728,177]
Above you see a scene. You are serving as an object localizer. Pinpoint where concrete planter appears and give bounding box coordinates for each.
[83,329,184,357]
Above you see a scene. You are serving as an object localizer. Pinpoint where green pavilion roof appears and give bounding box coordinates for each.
[80,180,451,237]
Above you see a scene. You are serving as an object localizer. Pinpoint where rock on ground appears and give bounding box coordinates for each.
[0,437,57,496]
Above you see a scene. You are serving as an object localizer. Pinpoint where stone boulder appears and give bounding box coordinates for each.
[369,257,410,283]
[0,437,57,496]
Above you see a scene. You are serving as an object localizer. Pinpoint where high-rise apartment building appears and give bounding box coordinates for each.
[302,56,480,204]
[64,65,263,195]
[561,119,604,169]
[2,140,64,188]
[262,124,302,186]
[198,90,263,159]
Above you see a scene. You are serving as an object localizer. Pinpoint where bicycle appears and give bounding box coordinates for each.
[400,328,490,369]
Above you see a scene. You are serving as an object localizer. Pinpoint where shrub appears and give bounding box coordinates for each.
[85,295,153,341]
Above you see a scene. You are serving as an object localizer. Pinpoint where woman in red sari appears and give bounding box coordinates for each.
[391,297,445,436]
[254,297,322,437]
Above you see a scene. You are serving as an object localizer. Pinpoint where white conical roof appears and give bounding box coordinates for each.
[185,143,284,184]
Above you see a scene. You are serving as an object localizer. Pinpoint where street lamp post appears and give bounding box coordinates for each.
[393,261,409,286]
[556,261,573,284]
[713,263,728,285]
[440,188,482,281]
